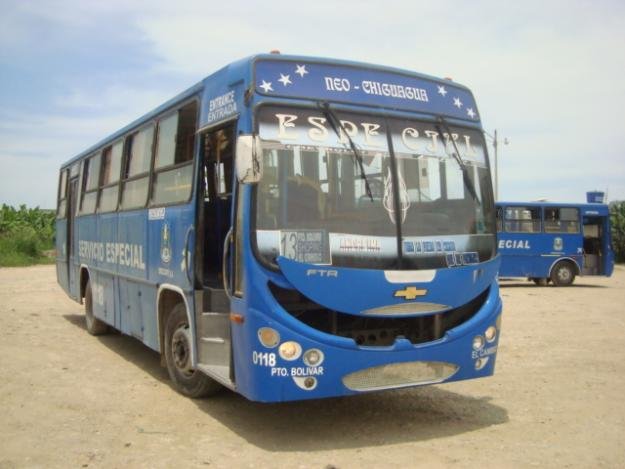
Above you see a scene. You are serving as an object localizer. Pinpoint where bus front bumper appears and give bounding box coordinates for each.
[232,284,502,403]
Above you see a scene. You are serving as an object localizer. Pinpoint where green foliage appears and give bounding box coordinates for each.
[0,204,56,266]
[610,201,625,263]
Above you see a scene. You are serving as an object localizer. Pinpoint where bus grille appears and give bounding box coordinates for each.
[342,361,458,391]
[269,283,489,346]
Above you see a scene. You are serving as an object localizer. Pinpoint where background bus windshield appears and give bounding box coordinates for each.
[255,106,496,270]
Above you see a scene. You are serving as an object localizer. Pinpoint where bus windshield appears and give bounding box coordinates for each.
[255,105,496,270]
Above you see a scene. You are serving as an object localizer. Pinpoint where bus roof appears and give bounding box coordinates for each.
[497,201,610,216]
[61,53,478,168]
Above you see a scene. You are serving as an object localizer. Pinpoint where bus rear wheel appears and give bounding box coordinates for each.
[550,261,575,286]
[84,280,109,335]
[163,304,221,398]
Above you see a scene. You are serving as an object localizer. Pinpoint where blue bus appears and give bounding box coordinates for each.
[56,53,502,402]
[496,201,615,286]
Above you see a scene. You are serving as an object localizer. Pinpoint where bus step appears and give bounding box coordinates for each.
[199,311,230,339]
[197,311,231,380]
[203,287,229,312]
[197,364,234,389]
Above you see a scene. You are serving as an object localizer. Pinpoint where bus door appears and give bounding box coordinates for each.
[194,122,236,384]
[66,175,79,297]
[582,216,604,275]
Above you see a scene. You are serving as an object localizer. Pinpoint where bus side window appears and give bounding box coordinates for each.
[57,169,68,219]
[151,101,197,206]
[496,206,503,232]
[98,140,123,212]
[545,207,579,233]
[120,125,154,210]
[504,206,540,233]
[79,153,101,215]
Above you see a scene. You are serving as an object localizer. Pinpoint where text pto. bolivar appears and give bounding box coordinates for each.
[324,76,429,102]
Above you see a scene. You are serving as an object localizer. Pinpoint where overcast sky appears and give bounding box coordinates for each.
[1,0,624,208]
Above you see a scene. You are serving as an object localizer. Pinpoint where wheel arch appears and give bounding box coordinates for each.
[156,284,195,363]
[79,264,91,304]
[548,257,581,278]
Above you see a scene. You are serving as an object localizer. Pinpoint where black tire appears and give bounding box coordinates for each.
[164,303,221,398]
[550,261,576,286]
[532,278,548,286]
[84,279,109,335]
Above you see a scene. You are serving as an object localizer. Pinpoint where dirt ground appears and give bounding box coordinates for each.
[1,265,624,469]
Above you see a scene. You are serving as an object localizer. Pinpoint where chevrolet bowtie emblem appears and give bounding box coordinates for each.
[394,286,427,300]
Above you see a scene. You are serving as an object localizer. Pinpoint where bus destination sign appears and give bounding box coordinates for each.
[255,59,480,121]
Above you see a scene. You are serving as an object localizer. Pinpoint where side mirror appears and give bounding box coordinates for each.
[235,135,262,184]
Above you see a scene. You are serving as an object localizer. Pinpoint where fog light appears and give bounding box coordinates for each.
[303,348,324,366]
[472,335,485,350]
[279,341,302,361]
[293,376,317,390]
[475,356,489,370]
[484,326,497,343]
[258,327,279,348]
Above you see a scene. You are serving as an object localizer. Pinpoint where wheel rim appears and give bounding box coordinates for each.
[557,267,571,283]
[171,326,193,376]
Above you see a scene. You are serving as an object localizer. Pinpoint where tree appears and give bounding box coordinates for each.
[610,201,625,263]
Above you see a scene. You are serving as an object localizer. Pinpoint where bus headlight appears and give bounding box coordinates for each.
[258,327,280,348]
[472,335,485,350]
[484,326,497,343]
[303,348,324,366]
[279,341,302,361]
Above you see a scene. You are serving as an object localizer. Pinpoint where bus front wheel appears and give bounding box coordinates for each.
[164,304,221,398]
[84,280,109,335]
[550,262,576,286]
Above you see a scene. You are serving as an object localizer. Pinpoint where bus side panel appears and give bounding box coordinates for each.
[117,210,149,340]
[146,204,195,289]
[118,280,144,339]
[97,212,119,326]
[497,232,541,277]
[498,232,582,278]
[55,218,69,294]
[146,204,196,352]
[72,214,97,300]
[89,270,116,326]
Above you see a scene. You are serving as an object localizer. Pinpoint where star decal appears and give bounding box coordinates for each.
[278,73,292,86]
[259,80,273,93]
[437,85,448,97]
[295,64,308,77]
[467,108,476,118]
[453,97,463,108]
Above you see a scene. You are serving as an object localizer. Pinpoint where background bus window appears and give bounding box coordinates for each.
[152,101,197,206]
[544,207,580,233]
[79,153,100,215]
[57,169,68,218]
[496,206,503,232]
[98,140,123,212]
[120,125,154,210]
[504,206,541,233]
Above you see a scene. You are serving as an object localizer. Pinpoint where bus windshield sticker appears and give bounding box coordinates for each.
[148,207,166,220]
[280,230,330,264]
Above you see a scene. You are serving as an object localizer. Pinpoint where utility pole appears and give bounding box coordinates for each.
[484,129,507,201]
[493,129,499,201]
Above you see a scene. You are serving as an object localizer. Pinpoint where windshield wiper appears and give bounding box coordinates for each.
[434,116,481,206]
[318,102,373,201]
